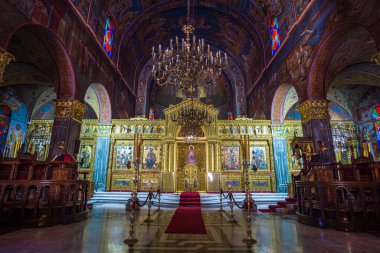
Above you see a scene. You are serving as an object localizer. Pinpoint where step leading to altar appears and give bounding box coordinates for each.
[89,192,289,209]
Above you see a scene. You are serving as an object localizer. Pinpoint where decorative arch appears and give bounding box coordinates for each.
[271,84,299,124]
[5,23,76,99]
[87,83,112,124]
[307,22,379,100]
[135,53,247,117]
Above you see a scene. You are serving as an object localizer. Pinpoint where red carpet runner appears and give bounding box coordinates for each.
[165,192,206,234]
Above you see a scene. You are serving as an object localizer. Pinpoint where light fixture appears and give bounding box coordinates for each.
[151,0,228,98]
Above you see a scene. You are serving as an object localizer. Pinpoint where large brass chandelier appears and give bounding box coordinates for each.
[171,99,213,138]
[151,0,228,98]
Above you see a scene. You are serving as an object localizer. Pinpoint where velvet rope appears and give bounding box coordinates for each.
[231,193,243,209]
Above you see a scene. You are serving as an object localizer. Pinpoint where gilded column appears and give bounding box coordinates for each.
[48,99,85,159]
[106,138,116,191]
[210,142,214,172]
[298,99,335,161]
[162,142,169,172]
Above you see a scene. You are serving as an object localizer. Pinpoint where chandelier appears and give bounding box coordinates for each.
[184,134,198,144]
[171,99,213,138]
[151,0,228,98]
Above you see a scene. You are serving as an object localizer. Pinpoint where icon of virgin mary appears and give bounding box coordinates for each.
[186,145,197,165]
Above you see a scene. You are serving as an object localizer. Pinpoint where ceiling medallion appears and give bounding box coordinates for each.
[151,0,228,98]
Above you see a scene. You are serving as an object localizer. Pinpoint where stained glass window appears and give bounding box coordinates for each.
[270,16,281,55]
[227,111,234,121]
[102,17,114,57]
[372,105,380,148]
[149,107,155,120]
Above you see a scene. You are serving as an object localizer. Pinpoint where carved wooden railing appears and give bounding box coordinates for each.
[0,179,89,227]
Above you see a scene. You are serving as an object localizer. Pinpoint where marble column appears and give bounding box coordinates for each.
[298,99,336,161]
[93,124,112,192]
[48,99,85,159]
[273,138,290,193]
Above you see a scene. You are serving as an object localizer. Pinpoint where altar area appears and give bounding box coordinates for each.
[77,99,305,193]
[26,99,355,194]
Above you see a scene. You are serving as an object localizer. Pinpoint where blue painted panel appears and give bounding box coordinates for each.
[273,138,290,193]
[93,138,110,192]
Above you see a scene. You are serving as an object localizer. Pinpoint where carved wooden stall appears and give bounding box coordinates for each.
[0,152,89,227]
[295,155,380,231]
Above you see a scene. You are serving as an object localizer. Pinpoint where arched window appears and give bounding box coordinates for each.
[102,17,114,57]
[269,16,281,55]
[372,105,380,148]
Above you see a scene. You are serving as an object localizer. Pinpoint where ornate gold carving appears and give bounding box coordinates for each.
[161,172,175,192]
[371,51,380,65]
[298,100,330,123]
[0,49,15,83]
[55,99,85,122]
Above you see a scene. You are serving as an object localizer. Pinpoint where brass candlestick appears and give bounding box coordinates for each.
[242,192,257,245]
[157,188,161,211]
[124,208,138,246]
[228,185,237,224]
[218,188,224,212]
[144,188,154,223]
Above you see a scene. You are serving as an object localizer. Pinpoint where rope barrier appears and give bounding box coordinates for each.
[152,189,160,199]
[231,193,243,209]
[137,193,150,207]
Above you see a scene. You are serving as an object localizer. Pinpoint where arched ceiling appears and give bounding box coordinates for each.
[116,0,281,91]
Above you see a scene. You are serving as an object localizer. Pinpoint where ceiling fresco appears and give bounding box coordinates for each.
[70,0,311,93]
[120,6,262,92]
[325,27,377,89]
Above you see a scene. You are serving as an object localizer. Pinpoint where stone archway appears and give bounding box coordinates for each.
[271,84,299,124]
[5,23,78,159]
[307,23,379,100]
[6,23,76,99]
[135,53,247,118]
[88,83,112,124]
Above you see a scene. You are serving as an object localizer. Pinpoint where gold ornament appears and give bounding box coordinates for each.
[0,50,15,83]
[55,99,86,122]
[298,100,330,123]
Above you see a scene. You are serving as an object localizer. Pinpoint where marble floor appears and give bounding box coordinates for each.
[0,203,379,253]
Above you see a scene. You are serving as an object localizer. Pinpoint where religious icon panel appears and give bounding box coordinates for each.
[222,146,240,170]
[250,146,268,170]
[115,145,133,169]
[79,145,93,169]
[142,145,161,169]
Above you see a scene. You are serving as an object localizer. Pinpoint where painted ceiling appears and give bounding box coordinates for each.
[72,0,311,91]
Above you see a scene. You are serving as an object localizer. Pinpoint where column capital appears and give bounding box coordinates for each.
[0,49,15,82]
[97,124,113,138]
[298,99,330,123]
[55,99,85,123]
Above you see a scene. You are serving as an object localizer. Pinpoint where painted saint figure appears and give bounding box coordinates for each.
[186,145,197,165]
[80,146,91,168]
[145,147,157,169]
